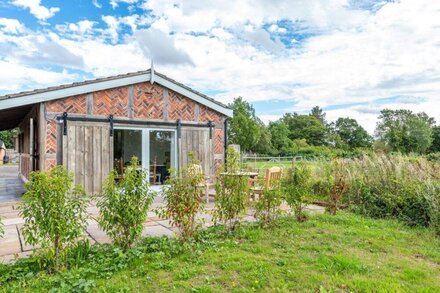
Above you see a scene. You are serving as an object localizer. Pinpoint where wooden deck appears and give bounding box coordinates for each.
[0,165,25,204]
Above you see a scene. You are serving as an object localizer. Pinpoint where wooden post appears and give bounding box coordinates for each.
[38,103,46,171]
[29,117,34,172]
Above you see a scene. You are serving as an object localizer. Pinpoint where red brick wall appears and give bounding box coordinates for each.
[44,81,226,170]
[168,90,196,121]
[133,82,164,119]
[47,94,86,113]
[93,87,128,117]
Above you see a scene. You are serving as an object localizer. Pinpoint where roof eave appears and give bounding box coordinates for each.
[0,71,232,117]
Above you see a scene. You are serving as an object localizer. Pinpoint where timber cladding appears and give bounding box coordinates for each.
[42,81,226,194]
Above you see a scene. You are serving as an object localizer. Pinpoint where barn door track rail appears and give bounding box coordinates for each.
[58,112,214,139]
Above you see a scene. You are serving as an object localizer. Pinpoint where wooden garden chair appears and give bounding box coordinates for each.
[188,164,215,203]
[250,166,282,199]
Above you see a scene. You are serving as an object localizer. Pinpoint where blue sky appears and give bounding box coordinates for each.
[0,0,439,133]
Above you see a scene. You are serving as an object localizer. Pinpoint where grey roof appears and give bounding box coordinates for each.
[0,69,230,109]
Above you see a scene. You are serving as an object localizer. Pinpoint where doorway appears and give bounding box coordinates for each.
[113,127,177,184]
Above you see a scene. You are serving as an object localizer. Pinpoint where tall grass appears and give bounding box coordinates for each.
[344,154,440,232]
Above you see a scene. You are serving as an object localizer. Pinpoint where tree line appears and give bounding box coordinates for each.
[228,97,440,156]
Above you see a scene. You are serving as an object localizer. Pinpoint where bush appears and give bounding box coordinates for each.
[327,159,348,215]
[157,155,205,240]
[19,166,88,270]
[282,162,312,222]
[346,154,440,233]
[254,181,283,227]
[97,157,155,249]
[213,146,250,230]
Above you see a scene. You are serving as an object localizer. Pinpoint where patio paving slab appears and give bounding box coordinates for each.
[0,225,21,256]
[142,225,174,238]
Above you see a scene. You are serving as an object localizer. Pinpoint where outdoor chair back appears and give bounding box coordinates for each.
[264,166,282,188]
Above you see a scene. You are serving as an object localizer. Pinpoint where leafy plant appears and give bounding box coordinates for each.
[213,146,250,230]
[346,154,440,232]
[327,159,348,215]
[254,180,283,227]
[98,156,155,249]
[282,162,312,222]
[19,166,88,270]
[157,155,205,240]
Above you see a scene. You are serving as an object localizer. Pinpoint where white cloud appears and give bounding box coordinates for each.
[92,0,102,8]
[10,0,60,21]
[2,0,440,134]
[0,60,78,92]
[109,0,138,9]
[0,18,25,34]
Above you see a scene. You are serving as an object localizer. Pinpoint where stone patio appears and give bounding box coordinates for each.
[0,195,324,263]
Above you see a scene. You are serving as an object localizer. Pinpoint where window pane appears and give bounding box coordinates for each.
[114,129,142,174]
[150,131,173,184]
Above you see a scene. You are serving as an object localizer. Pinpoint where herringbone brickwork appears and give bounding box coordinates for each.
[93,87,128,117]
[45,159,57,171]
[46,120,57,154]
[43,82,226,171]
[46,94,87,113]
[214,128,223,154]
[134,83,164,119]
[199,105,224,124]
[168,90,196,121]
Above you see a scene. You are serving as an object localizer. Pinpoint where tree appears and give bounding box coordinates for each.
[20,166,88,269]
[98,157,155,249]
[268,121,292,155]
[0,129,18,148]
[331,117,373,149]
[228,97,261,152]
[429,126,440,153]
[254,123,274,155]
[282,113,328,146]
[375,109,434,153]
[310,106,327,125]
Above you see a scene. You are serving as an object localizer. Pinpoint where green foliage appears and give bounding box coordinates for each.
[331,117,373,149]
[213,146,250,230]
[1,213,440,292]
[253,123,275,155]
[157,155,205,240]
[0,129,18,148]
[228,97,261,152]
[346,154,440,233]
[326,159,348,215]
[282,113,328,146]
[268,121,292,155]
[429,125,440,153]
[254,181,283,227]
[375,109,434,153]
[98,157,155,249]
[282,162,312,222]
[19,166,88,270]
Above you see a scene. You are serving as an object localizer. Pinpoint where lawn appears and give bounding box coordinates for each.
[2,212,439,292]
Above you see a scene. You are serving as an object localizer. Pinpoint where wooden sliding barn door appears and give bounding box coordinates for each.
[62,122,112,194]
[179,128,213,176]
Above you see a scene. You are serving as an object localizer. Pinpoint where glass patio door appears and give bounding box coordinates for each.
[113,128,176,183]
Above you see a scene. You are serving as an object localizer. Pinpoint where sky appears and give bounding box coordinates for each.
[1,0,440,133]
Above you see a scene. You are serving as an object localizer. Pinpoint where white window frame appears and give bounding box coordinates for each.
[113,126,178,174]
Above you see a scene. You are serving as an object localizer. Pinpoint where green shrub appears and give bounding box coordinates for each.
[327,159,349,215]
[282,162,312,222]
[157,155,205,240]
[346,154,440,233]
[19,166,88,270]
[98,157,155,249]
[254,181,283,227]
[213,146,250,230]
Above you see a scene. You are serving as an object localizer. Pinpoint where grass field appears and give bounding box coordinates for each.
[2,212,439,292]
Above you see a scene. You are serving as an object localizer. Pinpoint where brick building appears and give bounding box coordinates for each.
[0,68,232,194]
